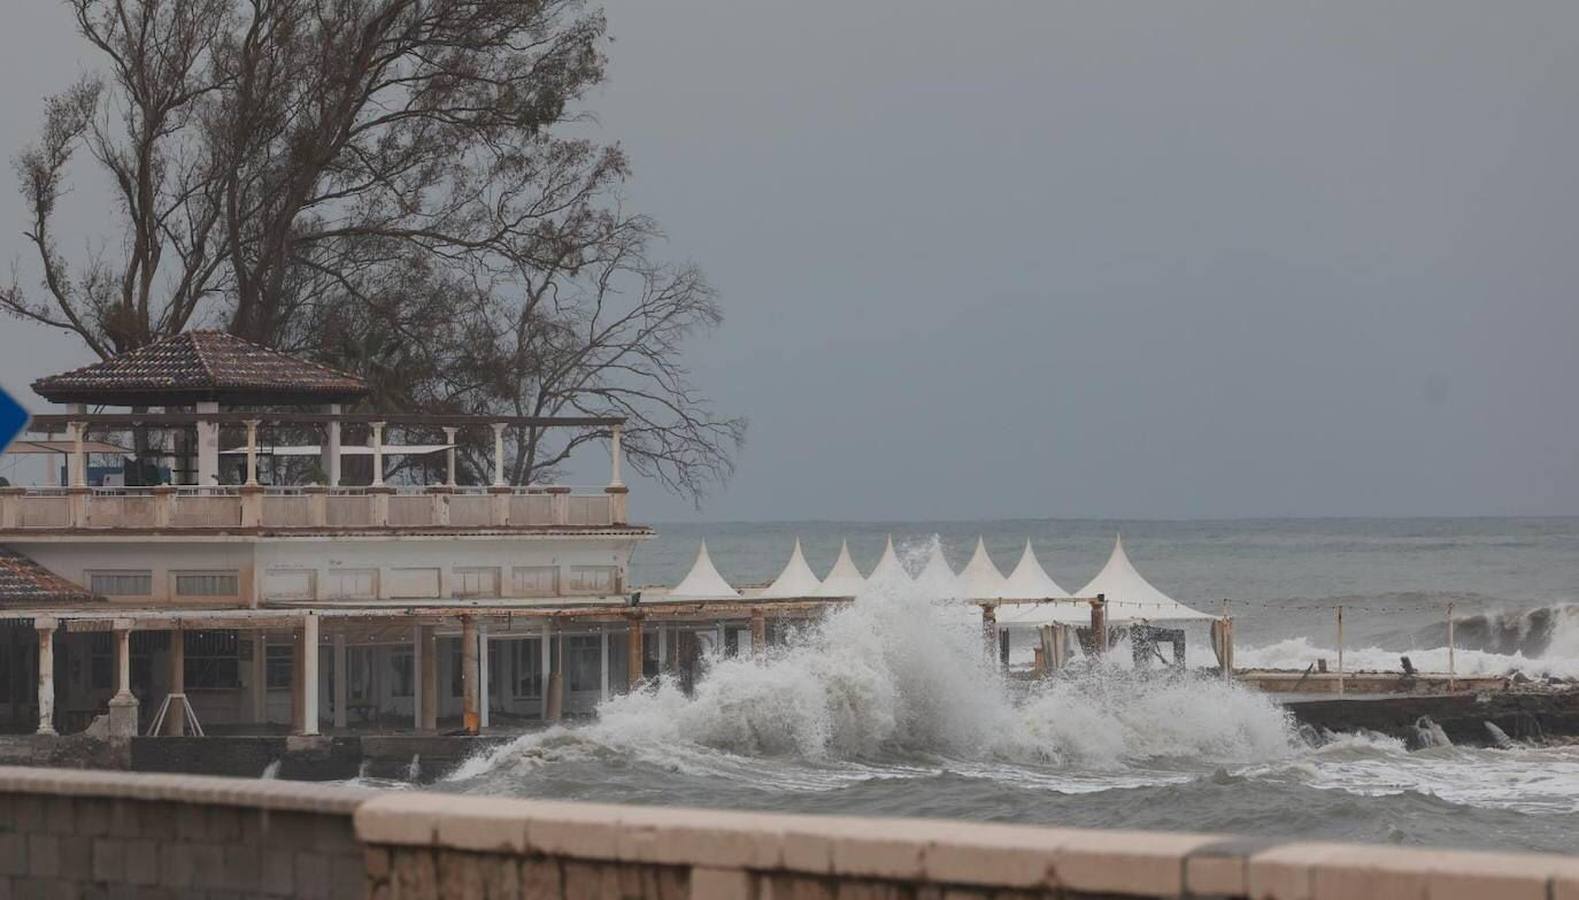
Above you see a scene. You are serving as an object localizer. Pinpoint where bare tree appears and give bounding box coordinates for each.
[7,0,744,499]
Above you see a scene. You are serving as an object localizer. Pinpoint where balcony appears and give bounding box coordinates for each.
[0,484,627,533]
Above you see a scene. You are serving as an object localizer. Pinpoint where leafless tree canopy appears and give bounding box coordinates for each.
[6,0,744,500]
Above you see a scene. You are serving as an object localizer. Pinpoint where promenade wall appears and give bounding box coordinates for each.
[3,765,1579,899]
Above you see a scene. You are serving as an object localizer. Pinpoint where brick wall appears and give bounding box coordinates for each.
[5,765,1579,899]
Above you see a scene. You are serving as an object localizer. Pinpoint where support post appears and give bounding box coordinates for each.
[324,403,342,487]
[657,624,668,672]
[479,623,490,730]
[1447,602,1456,692]
[545,628,564,723]
[609,424,624,487]
[333,633,348,730]
[68,420,87,488]
[599,627,610,702]
[1090,595,1108,658]
[244,420,260,486]
[251,634,267,724]
[419,625,438,733]
[626,614,644,690]
[35,618,56,735]
[539,623,552,719]
[370,422,386,488]
[299,613,320,736]
[1336,605,1345,697]
[461,617,480,735]
[443,427,459,487]
[750,608,766,658]
[108,620,139,738]
[165,629,186,736]
[195,400,219,486]
[491,423,507,487]
[411,626,423,731]
[981,603,998,663]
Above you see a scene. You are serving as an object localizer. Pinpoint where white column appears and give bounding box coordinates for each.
[333,632,348,730]
[244,420,260,486]
[196,400,219,486]
[539,623,551,718]
[478,623,490,730]
[412,625,423,730]
[300,613,320,735]
[68,420,87,488]
[599,627,610,702]
[443,427,459,487]
[324,403,343,487]
[114,624,133,701]
[491,423,507,487]
[609,424,623,487]
[370,422,386,487]
[657,624,668,672]
[35,618,56,735]
[461,616,480,735]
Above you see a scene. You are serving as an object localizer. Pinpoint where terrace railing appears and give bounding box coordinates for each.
[0,484,626,531]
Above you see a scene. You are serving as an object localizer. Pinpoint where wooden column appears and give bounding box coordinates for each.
[750,608,767,658]
[165,630,186,736]
[545,629,564,723]
[333,633,348,731]
[461,617,480,735]
[1089,595,1107,657]
[419,625,438,732]
[626,614,644,691]
[35,618,56,736]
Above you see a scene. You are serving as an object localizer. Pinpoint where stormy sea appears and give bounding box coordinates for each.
[435,518,1579,853]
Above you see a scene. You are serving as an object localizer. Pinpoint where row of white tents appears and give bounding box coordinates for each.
[663,535,1215,625]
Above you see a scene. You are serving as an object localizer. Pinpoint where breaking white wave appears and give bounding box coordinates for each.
[452,568,1296,782]
[1235,637,1579,680]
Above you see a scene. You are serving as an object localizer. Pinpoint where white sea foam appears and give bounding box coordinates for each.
[1236,637,1579,679]
[452,567,1297,782]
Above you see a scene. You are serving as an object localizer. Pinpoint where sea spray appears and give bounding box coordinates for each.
[451,567,1296,782]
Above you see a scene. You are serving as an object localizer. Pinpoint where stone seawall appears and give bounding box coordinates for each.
[4,765,1579,898]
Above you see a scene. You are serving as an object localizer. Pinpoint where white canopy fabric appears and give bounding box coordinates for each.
[816,541,866,598]
[759,538,823,599]
[667,541,740,601]
[913,540,961,597]
[1080,534,1213,622]
[220,444,453,457]
[958,538,1008,600]
[866,535,912,588]
[1001,541,1069,600]
[996,540,1085,627]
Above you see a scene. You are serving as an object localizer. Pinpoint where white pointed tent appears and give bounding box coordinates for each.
[816,541,866,598]
[666,541,740,601]
[997,540,1087,626]
[1080,535,1212,621]
[914,539,961,597]
[958,538,1008,600]
[866,535,912,587]
[759,539,823,599]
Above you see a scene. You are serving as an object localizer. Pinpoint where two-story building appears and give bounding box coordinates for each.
[0,332,833,738]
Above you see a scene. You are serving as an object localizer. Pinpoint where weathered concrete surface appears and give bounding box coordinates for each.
[1286,689,1579,747]
[6,765,1579,898]
[129,734,515,781]
[0,734,127,770]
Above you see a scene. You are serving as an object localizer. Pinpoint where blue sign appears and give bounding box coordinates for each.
[0,385,29,455]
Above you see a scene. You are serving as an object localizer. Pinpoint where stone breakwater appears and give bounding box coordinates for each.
[2,766,1579,898]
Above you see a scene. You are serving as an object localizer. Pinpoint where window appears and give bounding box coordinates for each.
[509,639,543,699]
[567,566,617,595]
[183,631,240,689]
[265,645,293,689]
[325,569,377,600]
[453,567,500,598]
[174,572,239,597]
[511,566,558,598]
[390,650,414,698]
[566,635,602,692]
[89,571,151,596]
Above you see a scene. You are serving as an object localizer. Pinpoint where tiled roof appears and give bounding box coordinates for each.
[32,331,368,406]
[0,547,98,606]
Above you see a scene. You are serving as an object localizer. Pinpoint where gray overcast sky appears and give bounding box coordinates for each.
[1,2,1577,522]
